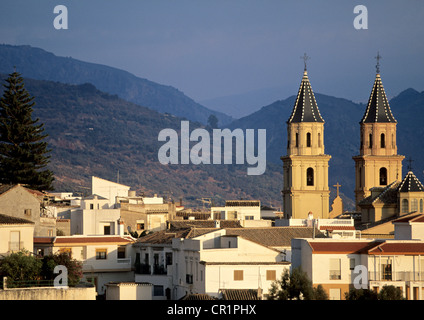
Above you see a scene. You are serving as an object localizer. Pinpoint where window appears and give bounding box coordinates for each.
[306,132,311,147]
[90,203,94,210]
[136,222,145,230]
[9,231,20,252]
[420,199,423,213]
[295,133,299,147]
[24,209,31,216]
[412,199,418,212]
[166,252,173,266]
[382,263,392,281]
[329,258,341,280]
[307,168,314,186]
[234,270,244,281]
[59,247,72,257]
[402,199,409,213]
[117,246,126,259]
[369,133,373,148]
[96,249,107,260]
[359,167,362,188]
[186,274,193,284]
[266,270,276,281]
[379,167,387,185]
[349,258,356,271]
[104,225,111,235]
[153,285,164,296]
[318,133,321,148]
[380,133,385,148]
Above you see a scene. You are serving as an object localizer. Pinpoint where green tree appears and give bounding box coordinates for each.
[377,285,404,300]
[41,252,83,286]
[267,267,328,300]
[0,70,54,191]
[345,288,378,300]
[0,250,42,287]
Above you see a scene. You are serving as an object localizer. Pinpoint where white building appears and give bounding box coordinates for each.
[211,200,271,227]
[34,234,136,296]
[291,212,424,300]
[133,227,292,300]
[70,195,122,236]
[92,176,131,208]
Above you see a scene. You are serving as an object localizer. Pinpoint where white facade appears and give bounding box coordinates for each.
[211,200,261,221]
[71,195,121,235]
[91,176,130,208]
[51,235,136,295]
[172,230,288,300]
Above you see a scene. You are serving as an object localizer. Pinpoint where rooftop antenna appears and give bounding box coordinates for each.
[375,52,382,74]
[301,53,310,71]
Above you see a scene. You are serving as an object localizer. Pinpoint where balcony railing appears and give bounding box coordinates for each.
[369,272,424,282]
[135,263,151,275]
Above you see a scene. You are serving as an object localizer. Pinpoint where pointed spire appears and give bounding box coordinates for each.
[361,54,396,123]
[398,171,424,193]
[287,58,324,123]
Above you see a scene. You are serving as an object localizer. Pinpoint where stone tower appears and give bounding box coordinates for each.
[353,56,404,211]
[281,65,331,219]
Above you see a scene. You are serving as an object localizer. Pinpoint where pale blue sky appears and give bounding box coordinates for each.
[1,0,423,104]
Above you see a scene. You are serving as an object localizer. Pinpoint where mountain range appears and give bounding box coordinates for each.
[0,44,233,126]
[1,44,424,211]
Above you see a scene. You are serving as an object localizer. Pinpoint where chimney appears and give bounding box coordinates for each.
[117,218,125,236]
[214,220,221,229]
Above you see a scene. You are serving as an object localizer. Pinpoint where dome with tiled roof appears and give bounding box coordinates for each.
[287,70,324,123]
[397,171,424,193]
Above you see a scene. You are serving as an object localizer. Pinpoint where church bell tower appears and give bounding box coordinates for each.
[281,55,331,219]
[353,53,404,210]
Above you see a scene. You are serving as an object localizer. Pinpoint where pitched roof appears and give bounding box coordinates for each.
[392,213,424,224]
[0,213,34,225]
[309,241,383,254]
[358,181,400,206]
[168,220,242,230]
[361,73,396,123]
[225,200,260,207]
[225,226,325,248]
[397,171,424,193]
[367,242,424,255]
[135,228,216,245]
[220,289,260,300]
[53,235,135,245]
[181,294,218,301]
[287,71,324,123]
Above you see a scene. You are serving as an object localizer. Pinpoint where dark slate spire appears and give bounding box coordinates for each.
[398,171,424,193]
[361,56,396,123]
[287,70,324,123]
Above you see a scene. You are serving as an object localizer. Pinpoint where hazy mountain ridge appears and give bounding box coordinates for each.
[0,44,233,126]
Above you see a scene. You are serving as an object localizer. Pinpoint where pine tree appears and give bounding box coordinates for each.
[0,70,54,191]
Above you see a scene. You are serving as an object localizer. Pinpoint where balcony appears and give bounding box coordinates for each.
[135,263,151,275]
[369,272,424,282]
[329,270,341,280]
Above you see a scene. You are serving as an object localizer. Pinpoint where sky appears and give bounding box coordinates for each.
[1,0,424,110]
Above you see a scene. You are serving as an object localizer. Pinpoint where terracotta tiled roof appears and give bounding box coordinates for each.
[309,241,383,254]
[392,213,424,224]
[358,181,400,206]
[135,228,216,245]
[319,226,356,231]
[34,237,55,244]
[225,227,325,248]
[168,220,242,230]
[0,213,34,225]
[54,235,135,245]
[368,242,424,255]
[181,294,217,300]
[220,289,260,300]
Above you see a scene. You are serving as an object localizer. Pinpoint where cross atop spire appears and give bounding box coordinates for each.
[333,182,342,198]
[375,52,382,74]
[301,53,310,71]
